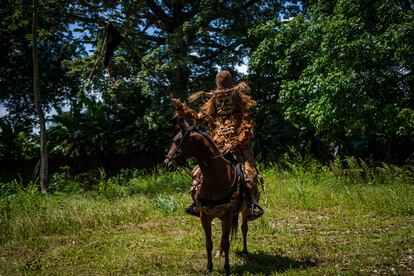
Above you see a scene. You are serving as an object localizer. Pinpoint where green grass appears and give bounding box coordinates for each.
[1,159,413,275]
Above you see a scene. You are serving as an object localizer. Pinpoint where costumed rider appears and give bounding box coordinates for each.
[171,70,264,220]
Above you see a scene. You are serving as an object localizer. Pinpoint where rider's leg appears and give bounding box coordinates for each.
[186,166,201,217]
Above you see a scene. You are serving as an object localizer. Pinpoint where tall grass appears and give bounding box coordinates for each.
[1,158,412,244]
[0,167,191,243]
[0,158,413,274]
[263,157,414,215]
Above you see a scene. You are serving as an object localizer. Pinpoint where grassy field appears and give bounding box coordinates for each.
[1,158,413,275]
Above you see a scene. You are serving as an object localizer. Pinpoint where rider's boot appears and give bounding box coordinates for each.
[246,191,264,221]
[247,202,264,221]
[185,202,200,217]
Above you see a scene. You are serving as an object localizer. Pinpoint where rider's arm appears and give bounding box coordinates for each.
[171,98,209,125]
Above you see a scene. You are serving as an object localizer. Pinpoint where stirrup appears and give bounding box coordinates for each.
[247,203,264,221]
[185,202,200,217]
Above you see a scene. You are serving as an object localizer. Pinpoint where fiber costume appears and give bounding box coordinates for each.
[172,70,263,220]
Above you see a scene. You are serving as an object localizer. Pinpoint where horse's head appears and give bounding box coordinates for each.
[163,119,194,171]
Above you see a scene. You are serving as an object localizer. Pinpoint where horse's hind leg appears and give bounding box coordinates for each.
[201,215,213,273]
[241,208,249,256]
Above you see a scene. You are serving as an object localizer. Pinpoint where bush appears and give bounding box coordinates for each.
[155,193,181,213]
[49,166,85,194]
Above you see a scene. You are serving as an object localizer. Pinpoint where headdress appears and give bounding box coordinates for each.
[215,70,233,90]
[187,70,256,115]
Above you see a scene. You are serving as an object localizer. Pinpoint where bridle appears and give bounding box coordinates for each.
[164,126,195,175]
[166,126,194,163]
[165,125,233,172]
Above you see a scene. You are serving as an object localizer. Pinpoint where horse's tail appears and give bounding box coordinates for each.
[230,213,239,241]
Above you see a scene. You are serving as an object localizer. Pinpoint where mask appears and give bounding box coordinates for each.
[215,94,236,116]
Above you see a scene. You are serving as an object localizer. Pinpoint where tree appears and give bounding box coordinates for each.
[0,117,38,161]
[3,1,310,175]
[0,0,81,128]
[61,0,300,161]
[250,0,414,161]
[32,0,48,192]
[62,1,300,95]
[48,96,115,171]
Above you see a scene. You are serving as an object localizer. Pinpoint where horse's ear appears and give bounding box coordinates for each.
[178,118,190,131]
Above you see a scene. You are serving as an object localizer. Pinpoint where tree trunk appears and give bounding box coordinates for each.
[170,67,190,98]
[32,0,48,192]
[169,44,190,98]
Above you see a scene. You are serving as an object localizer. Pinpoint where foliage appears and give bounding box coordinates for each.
[2,0,414,178]
[59,0,302,159]
[0,0,80,127]
[155,193,181,213]
[48,166,84,194]
[0,117,39,160]
[250,0,414,161]
[49,96,113,158]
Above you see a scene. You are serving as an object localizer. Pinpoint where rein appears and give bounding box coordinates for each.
[170,126,194,161]
[169,126,230,166]
[167,126,243,208]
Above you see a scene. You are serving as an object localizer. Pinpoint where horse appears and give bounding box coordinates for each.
[163,118,250,275]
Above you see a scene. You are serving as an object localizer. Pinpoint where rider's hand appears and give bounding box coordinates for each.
[171,98,182,109]
[221,143,233,154]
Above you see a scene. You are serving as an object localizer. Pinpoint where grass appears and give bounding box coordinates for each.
[0,158,413,275]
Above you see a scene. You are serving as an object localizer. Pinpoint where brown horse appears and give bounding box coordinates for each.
[164,119,250,275]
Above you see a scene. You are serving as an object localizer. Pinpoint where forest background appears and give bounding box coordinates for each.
[0,0,413,179]
[1,1,414,274]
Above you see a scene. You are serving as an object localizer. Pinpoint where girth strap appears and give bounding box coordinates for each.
[198,191,234,208]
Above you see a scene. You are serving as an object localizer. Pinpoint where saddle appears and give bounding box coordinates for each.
[197,154,245,212]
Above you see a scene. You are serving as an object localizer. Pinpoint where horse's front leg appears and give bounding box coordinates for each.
[215,221,225,258]
[221,213,232,275]
[241,207,249,256]
[201,214,213,273]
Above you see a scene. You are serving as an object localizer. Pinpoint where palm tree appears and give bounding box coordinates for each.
[49,96,114,171]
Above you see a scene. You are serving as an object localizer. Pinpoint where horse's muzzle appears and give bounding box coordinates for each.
[163,158,177,171]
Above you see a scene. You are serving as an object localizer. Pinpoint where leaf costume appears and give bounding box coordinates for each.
[173,71,263,214]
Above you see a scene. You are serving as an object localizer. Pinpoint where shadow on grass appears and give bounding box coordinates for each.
[233,251,317,274]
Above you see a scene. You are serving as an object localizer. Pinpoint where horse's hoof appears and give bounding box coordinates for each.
[215,250,224,258]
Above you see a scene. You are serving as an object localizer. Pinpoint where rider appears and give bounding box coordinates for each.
[171,70,264,220]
